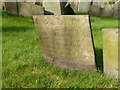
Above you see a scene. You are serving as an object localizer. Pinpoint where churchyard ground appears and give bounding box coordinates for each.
[2,11,120,88]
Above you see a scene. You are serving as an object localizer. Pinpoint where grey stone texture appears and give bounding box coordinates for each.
[5,2,18,15]
[89,2,119,18]
[5,2,44,17]
[43,1,65,15]
[103,29,120,79]
[99,4,113,17]
[18,2,32,17]
[89,5,100,16]
[18,3,44,17]
[43,1,74,15]
[69,2,90,13]
[31,4,44,15]
[113,1,120,18]
[78,2,90,13]
[33,15,96,71]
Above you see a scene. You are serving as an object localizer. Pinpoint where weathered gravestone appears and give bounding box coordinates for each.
[78,2,90,13]
[99,4,113,17]
[89,5,100,16]
[5,2,18,15]
[18,3,44,17]
[43,1,65,15]
[18,2,32,17]
[43,1,74,15]
[5,2,44,17]
[89,2,114,17]
[33,15,96,71]
[113,1,120,18]
[103,29,120,80]
[31,4,44,15]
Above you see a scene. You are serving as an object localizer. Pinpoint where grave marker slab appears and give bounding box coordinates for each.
[113,1,120,18]
[43,1,64,15]
[5,2,18,15]
[31,4,44,15]
[5,2,44,17]
[100,4,113,17]
[89,5,100,16]
[103,29,120,79]
[78,2,90,13]
[33,15,96,71]
[18,2,32,17]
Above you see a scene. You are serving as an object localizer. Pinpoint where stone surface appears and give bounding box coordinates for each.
[5,2,18,15]
[18,2,32,17]
[5,2,44,17]
[70,2,79,12]
[99,4,113,17]
[78,2,90,13]
[33,15,96,71]
[43,1,74,15]
[89,5,100,16]
[43,1,64,15]
[113,1,120,18]
[31,4,44,15]
[90,2,115,17]
[103,29,120,79]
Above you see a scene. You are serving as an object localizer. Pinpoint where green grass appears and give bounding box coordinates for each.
[75,12,88,15]
[2,10,119,88]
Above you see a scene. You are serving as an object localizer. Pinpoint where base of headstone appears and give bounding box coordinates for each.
[33,15,96,71]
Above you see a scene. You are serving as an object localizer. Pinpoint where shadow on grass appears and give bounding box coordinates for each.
[2,26,34,32]
[95,48,103,72]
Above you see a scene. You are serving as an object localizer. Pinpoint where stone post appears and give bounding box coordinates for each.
[103,29,120,80]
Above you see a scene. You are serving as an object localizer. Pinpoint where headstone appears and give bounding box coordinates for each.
[43,1,74,15]
[78,2,90,13]
[33,15,96,71]
[31,4,44,15]
[5,2,18,15]
[99,4,113,17]
[5,2,44,17]
[92,2,98,6]
[43,1,65,15]
[89,5,100,16]
[113,1,120,18]
[18,2,32,17]
[103,29,120,80]
[98,2,107,8]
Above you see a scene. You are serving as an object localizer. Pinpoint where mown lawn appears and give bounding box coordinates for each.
[2,10,119,88]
